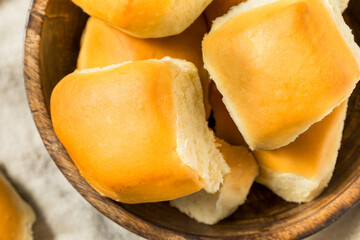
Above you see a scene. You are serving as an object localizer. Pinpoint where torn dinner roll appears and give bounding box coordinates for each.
[204,0,348,27]
[51,58,229,204]
[171,139,258,225]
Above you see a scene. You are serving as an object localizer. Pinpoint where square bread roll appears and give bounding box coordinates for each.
[254,102,348,202]
[210,83,348,202]
[203,0,360,150]
[50,58,229,204]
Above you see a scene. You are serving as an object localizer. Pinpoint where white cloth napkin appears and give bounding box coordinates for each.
[0,0,358,239]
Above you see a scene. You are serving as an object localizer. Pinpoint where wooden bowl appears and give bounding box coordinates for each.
[24,0,360,239]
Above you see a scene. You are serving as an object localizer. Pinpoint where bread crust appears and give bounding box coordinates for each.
[0,171,35,240]
[77,17,211,117]
[204,0,348,27]
[209,81,348,203]
[203,0,360,150]
[71,0,213,38]
[255,102,348,202]
[51,58,228,203]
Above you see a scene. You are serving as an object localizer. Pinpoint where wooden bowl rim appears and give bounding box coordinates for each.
[23,0,360,239]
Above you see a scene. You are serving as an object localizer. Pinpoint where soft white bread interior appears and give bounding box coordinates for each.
[0,171,36,240]
[337,0,350,12]
[77,17,211,118]
[171,139,258,225]
[71,0,213,38]
[203,0,360,150]
[51,57,229,204]
[254,102,348,203]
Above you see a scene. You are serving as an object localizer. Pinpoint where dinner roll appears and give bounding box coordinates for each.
[78,17,211,118]
[71,0,213,38]
[209,82,246,146]
[204,0,348,26]
[171,139,258,225]
[254,102,348,203]
[51,58,229,204]
[209,82,348,202]
[0,171,35,240]
[203,0,360,150]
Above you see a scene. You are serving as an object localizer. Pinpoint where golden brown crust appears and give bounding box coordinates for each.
[71,0,212,38]
[209,83,348,202]
[50,60,204,204]
[203,0,360,150]
[254,102,348,179]
[210,87,348,179]
[0,171,35,240]
[204,0,347,27]
[77,17,211,117]
[255,101,347,203]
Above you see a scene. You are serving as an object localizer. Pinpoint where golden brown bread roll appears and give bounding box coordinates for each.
[171,139,258,225]
[77,17,211,117]
[71,0,213,38]
[0,171,35,240]
[203,0,360,150]
[51,58,229,204]
[254,102,348,202]
[209,83,348,202]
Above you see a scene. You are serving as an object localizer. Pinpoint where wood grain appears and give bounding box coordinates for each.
[24,0,360,239]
